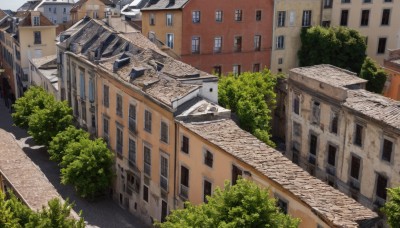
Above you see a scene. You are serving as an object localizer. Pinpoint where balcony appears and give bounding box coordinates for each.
[160,176,168,192]
[180,184,189,199]
[144,163,151,176]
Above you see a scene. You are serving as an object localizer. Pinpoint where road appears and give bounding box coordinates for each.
[0,99,148,228]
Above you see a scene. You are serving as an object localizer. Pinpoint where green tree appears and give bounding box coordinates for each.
[157,179,300,227]
[359,57,388,93]
[28,99,73,146]
[12,87,52,129]
[218,70,277,147]
[382,187,400,227]
[0,191,21,227]
[298,26,366,73]
[61,138,114,199]
[48,126,90,163]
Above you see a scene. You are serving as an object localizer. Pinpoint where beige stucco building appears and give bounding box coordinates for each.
[270,0,322,74]
[326,0,400,65]
[70,0,113,24]
[286,64,400,214]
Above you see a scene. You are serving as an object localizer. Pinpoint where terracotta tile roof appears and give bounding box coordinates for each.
[0,130,62,211]
[142,0,191,10]
[31,55,57,68]
[179,119,379,227]
[290,64,367,88]
[19,12,55,27]
[344,90,400,129]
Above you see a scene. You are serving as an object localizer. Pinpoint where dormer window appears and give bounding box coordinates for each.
[33,16,40,26]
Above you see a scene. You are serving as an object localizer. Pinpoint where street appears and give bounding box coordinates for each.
[0,99,148,228]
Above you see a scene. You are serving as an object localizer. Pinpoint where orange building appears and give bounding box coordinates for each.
[141,0,273,76]
[383,49,400,100]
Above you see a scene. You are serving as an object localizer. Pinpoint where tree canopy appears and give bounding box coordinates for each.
[48,126,90,163]
[218,70,277,147]
[60,138,114,199]
[298,26,366,73]
[359,57,388,93]
[382,187,400,227]
[157,179,300,227]
[0,191,84,228]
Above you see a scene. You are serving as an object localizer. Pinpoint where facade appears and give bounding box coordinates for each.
[326,0,400,65]
[70,0,114,24]
[34,0,75,25]
[29,55,59,100]
[57,18,379,227]
[286,64,400,211]
[383,49,400,100]
[270,0,322,74]
[141,0,273,76]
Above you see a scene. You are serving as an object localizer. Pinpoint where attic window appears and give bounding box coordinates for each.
[33,16,40,26]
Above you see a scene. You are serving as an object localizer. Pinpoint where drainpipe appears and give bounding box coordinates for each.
[270,0,277,70]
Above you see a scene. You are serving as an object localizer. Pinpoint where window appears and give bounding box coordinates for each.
[293,122,302,137]
[79,71,85,99]
[181,135,189,154]
[327,145,337,166]
[116,94,122,117]
[160,121,169,143]
[330,111,339,134]
[235,10,242,21]
[144,110,152,133]
[89,77,94,102]
[215,10,223,22]
[311,100,320,124]
[253,63,260,72]
[360,10,370,26]
[354,124,364,147]
[192,11,200,23]
[160,154,168,191]
[34,31,41,44]
[377,38,387,54]
[203,179,212,203]
[143,185,149,202]
[276,35,284,49]
[166,33,174,49]
[324,0,332,8]
[293,93,300,115]
[213,66,222,76]
[180,166,189,198]
[63,8,67,14]
[276,198,288,214]
[289,11,295,26]
[214,37,222,53]
[341,0,351,3]
[350,156,361,180]
[233,65,241,75]
[256,10,261,21]
[144,145,151,176]
[116,125,123,156]
[381,9,390,25]
[384,0,392,2]
[232,165,242,185]
[340,10,349,26]
[81,102,86,122]
[191,37,200,54]
[166,13,173,26]
[103,85,109,108]
[128,138,136,166]
[204,150,213,168]
[376,174,388,200]
[363,0,371,2]
[234,36,242,52]
[302,10,312,27]
[381,138,393,162]
[322,21,331,27]
[277,11,286,27]
[128,104,136,132]
[33,16,40,26]
[254,35,261,51]
[309,134,317,156]
[103,117,109,144]
[149,13,155,25]
[278,58,283,64]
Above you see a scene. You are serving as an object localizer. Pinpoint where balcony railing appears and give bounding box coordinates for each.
[160,176,168,191]
[180,184,189,199]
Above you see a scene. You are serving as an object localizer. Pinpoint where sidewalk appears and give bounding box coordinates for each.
[0,99,148,228]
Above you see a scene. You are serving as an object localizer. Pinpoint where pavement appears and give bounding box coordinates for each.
[0,98,148,228]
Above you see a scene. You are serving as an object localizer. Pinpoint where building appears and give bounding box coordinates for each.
[325,0,400,65]
[70,0,114,24]
[141,0,273,76]
[270,0,322,74]
[29,55,59,99]
[383,49,400,100]
[56,18,380,227]
[0,129,79,218]
[286,64,400,211]
[33,0,75,25]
